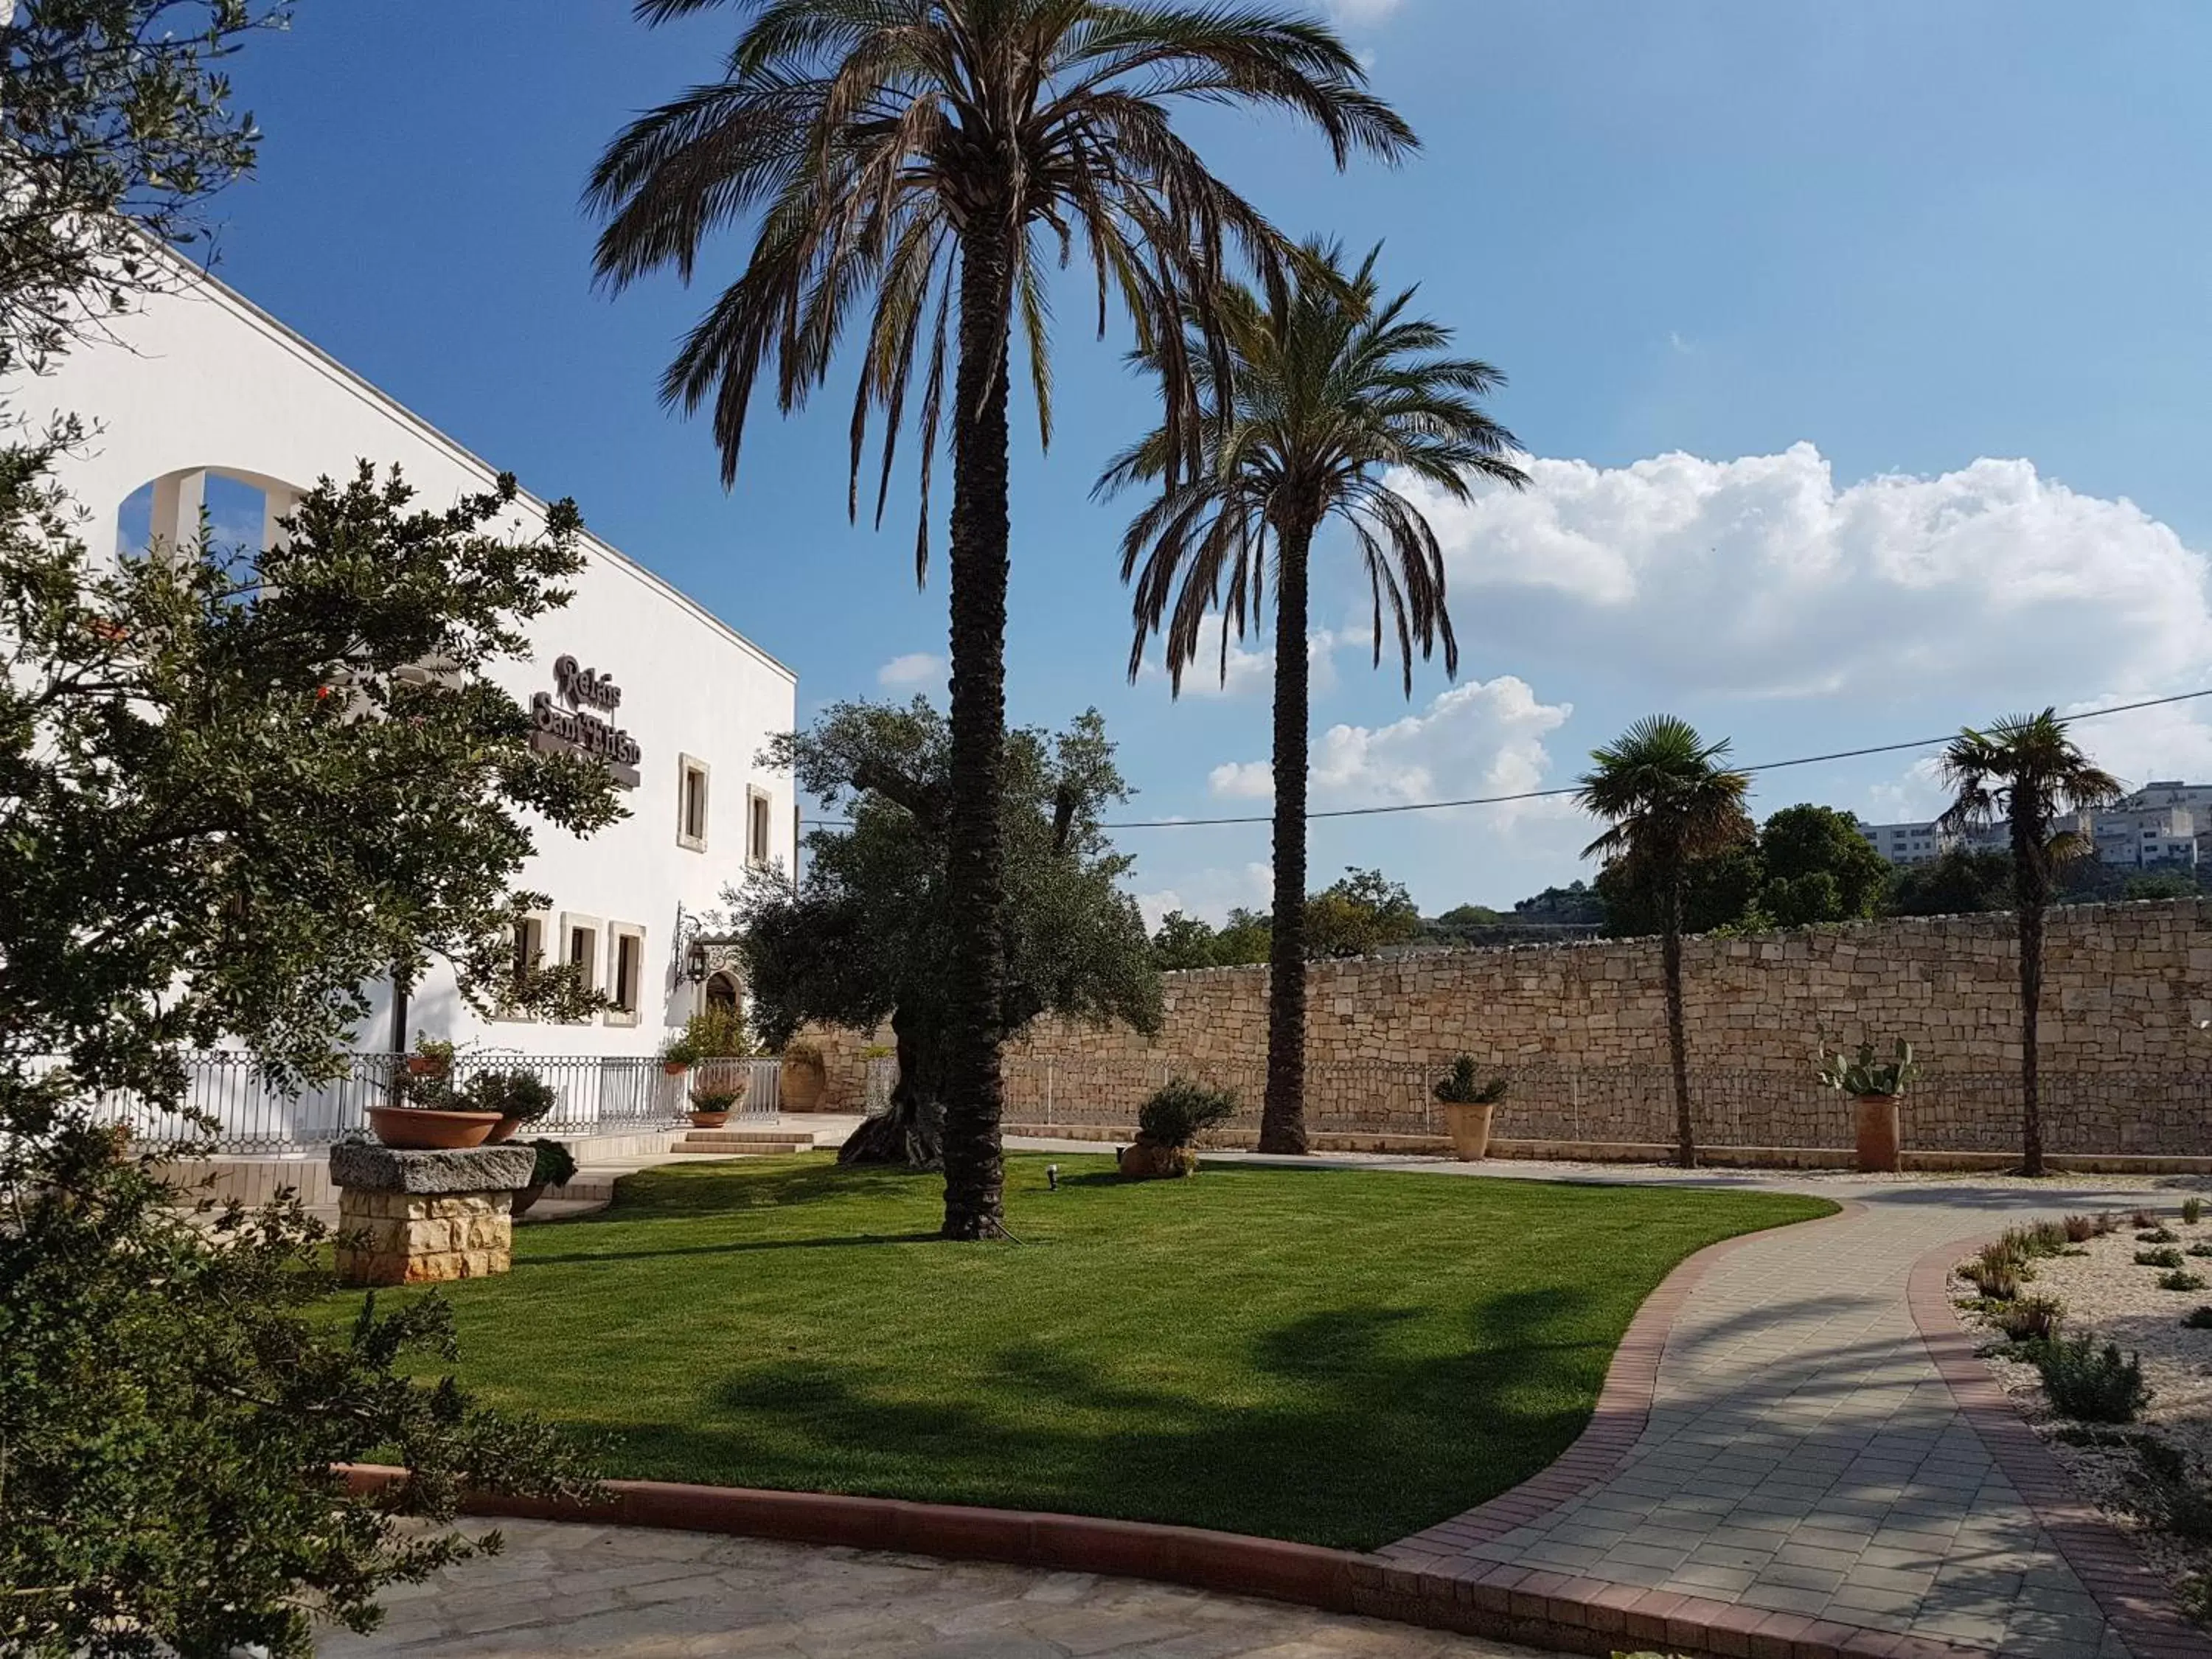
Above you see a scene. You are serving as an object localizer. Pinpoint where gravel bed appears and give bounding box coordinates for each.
[1956,1203,2212,1611]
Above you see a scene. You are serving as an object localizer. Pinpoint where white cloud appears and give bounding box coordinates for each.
[1207,675,1574,823]
[874,652,943,690]
[1139,619,1340,700]
[1402,443,2212,707]
[1134,861,1271,930]
[1326,0,1402,24]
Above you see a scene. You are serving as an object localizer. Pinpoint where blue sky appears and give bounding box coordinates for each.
[195,0,2212,919]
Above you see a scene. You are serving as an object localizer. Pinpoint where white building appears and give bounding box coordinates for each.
[13,265,796,1068]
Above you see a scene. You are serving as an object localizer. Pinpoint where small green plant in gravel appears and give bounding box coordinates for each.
[2160,1270,2208,1293]
[2138,1247,2186,1270]
[2185,1197,2205,1226]
[2096,1211,2124,1237]
[2190,1243,2212,1259]
[1961,1255,2022,1301]
[1991,1295,2065,1344]
[2184,1307,2212,1331]
[2133,1209,2160,1229]
[2034,1335,2152,1423]
[2063,1214,2100,1243]
[2007,1221,2069,1259]
[2139,1226,2180,1245]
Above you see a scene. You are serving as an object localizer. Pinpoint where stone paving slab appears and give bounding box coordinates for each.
[323,1518,1564,1658]
[1379,1177,2212,1659]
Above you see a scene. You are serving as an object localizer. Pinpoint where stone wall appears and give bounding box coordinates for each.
[994,900,2212,1156]
[335,1189,512,1285]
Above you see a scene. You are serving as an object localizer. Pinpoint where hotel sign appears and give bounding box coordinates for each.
[531,654,642,787]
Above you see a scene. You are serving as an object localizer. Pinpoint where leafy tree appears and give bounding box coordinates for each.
[1105,243,1523,1154]
[1,464,620,1656]
[1885,846,2014,917]
[1937,709,2122,1175]
[1576,716,1754,1169]
[2,0,280,375]
[1595,841,1762,938]
[738,700,1159,1172]
[1756,804,1888,926]
[1213,908,1273,968]
[1150,909,1224,971]
[1306,866,1423,959]
[1512,880,1605,926]
[2124,871,2199,901]
[1435,902,1505,927]
[587,0,1410,1239]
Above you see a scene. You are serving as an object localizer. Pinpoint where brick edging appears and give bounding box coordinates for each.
[1905,1233,2212,1659]
[337,1201,1935,1659]
[1385,1198,1871,1559]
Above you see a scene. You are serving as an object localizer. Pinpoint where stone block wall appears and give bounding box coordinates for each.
[335,1189,513,1285]
[989,899,2212,1155]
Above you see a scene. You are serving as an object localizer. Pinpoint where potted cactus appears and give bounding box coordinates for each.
[1817,1039,1920,1172]
[1433,1057,1509,1161]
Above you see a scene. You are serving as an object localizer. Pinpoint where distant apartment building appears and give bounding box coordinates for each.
[1864,780,2208,870]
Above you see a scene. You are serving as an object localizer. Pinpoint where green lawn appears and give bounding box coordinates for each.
[352,1154,1829,1549]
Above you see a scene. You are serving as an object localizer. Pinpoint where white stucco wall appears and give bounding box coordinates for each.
[11,264,796,1062]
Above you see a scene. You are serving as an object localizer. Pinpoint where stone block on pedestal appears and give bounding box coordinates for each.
[328,1143,535,1287]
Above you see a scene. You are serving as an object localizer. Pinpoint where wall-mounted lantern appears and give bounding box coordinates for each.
[685,938,710,985]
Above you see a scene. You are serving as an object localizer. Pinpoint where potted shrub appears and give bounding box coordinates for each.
[659,1030,696,1077]
[1818,1039,1920,1172]
[1433,1057,1509,1161]
[368,1037,501,1147]
[689,1082,745,1129]
[1120,1079,1237,1179]
[511,1137,577,1217]
[466,1069,557,1144]
[780,1038,827,1111]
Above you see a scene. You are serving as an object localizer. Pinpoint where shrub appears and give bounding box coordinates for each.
[2138,1248,2185,1269]
[1961,1257,2021,1301]
[2186,1197,2205,1227]
[689,1086,742,1113]
[2136,1443,2212,1542]
[2132,1209,2159,1230]
[465,1069,557,1124]
[2160,1270,2208,1293]
[526,1138,577,1189]
[2008,1221,2068,1258]
[2183,1307,2212,1330]
[2190,1243,2212,1260]
[2095,1211,2123,1236]
[1992,1296,2064,1343]
[2034,1335,2151,1422]
[664,1007,754,1067]
[1432,1056,1509,1105]
[2062,1214,2099,1244]
[2138,1226,2179,1245]
[1138,1079,1239,1149]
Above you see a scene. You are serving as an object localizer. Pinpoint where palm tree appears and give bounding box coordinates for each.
[1101,243,1525,1154]
[587,1,1412,1239]
[1575,716,1753,1169]
[1937,709,2121,1175]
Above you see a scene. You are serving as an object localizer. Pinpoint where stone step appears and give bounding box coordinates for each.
[672,1137,815,1155]
[681,1128,821,1146]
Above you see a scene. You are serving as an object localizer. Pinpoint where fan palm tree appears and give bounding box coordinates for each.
[1100,242,1525,1154]
[1936,709,2121,1175]
[586,0,1413,1238]
[1576,716,1753,1169]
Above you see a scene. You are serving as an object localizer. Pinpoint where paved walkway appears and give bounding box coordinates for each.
[326,1518,1559,1658]
[1360,1166,2212,1659]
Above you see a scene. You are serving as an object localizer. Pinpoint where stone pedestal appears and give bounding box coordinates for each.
[329,1141,535,1287]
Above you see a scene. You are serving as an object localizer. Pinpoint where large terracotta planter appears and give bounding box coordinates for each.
[781,1058,825,1112]
[1854,1094,1901,1173]
[366,1105,502,1150]
[662,1061,689,1078]
[510,1183,546,1217]
[689,1110,731,1130]
[486,1115,524,1144]
[1441,1101,1496,1161]
[1119,1139,1197,1180]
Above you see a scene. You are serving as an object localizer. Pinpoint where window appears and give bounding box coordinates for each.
[605,923,646,1026]
[748,788,773,866]
[677,756,710,852]
[560,913,601,1020]
[495,910,550,1021]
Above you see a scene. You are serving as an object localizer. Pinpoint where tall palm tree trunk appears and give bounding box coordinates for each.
[1260,522,1313,1155]
[1662,877,1695,1168]
[939,221,1015,1239]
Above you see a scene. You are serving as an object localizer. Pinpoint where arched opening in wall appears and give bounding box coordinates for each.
[115,467,307,560]
[703,972,740,1017]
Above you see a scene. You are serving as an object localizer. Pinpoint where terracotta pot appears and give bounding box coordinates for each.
[1118,1138,1197,1180]
[663,1060,689,1077]
[689,1109,731,1129]
[781,1059,824,1112]
[366,1105,501,1150]
[510,1183,546,1217]
[405,1055,449,1078]
[1441,1100,1496,1161]
[487,1115,524,1144]
[1854,1094,1902,1173]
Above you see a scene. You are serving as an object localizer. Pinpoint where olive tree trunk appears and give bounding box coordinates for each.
[838,1006,945,1170]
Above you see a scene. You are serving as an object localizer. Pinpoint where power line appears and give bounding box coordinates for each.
[1093,686,2212,830]
[804,686,2212,832]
